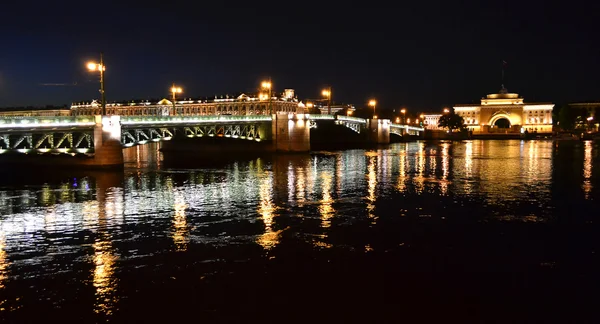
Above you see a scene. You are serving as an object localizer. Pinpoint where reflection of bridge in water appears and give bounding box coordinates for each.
[0,95,423,168]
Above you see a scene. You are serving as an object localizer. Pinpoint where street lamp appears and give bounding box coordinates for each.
[401,108,406,123]
[261,80,272,115]
[443,108,450,113]
[86,53,106,115]
[171,83,183,115]
[322,87,332,115]
[369,99,377,118]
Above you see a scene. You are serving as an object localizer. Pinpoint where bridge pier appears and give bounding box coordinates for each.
[273,113,310,152]
[366,118,391,144]
[89,115,124,168]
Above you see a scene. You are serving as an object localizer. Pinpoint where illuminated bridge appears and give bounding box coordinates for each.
[0,93,423,168]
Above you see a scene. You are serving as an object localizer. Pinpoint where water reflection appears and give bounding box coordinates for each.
[397,146,407,193]
[172,191,188,251]
[366,154,377,219]
[0,140,599,320]
[0,233,7,290]
[257,171,280,250]
[90,176,123,317]
[319,171,335,228]
[440,143,450,195]
[583,141,593,198]
[92,234,117,316]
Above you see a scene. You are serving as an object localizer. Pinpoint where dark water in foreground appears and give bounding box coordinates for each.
[0,140,599,323]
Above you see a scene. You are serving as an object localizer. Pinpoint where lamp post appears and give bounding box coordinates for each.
[86,53,106,115]
[261,80,272,115]
[322,87,332,115]
[400,108,406,124]
[171,83,183,115]
[369,100,377,118]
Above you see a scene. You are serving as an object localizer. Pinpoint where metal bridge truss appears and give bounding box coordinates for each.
[121,127,175,147]
[0,131,94,154]
[121,123,264,147]
[335,120,364,134]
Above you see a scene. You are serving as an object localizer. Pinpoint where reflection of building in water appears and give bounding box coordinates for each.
[440,143,450,195]
[414,143,426,193]
[257,172,280,250]
[465,141,473,177]
[296,166,307,203]
[90,176,124,317]
[366,155,377,218]
[0,233,7,290]
[397,149,407,193]
[319,171,335,228]
[172,191,188,251]
[92,235,117,316]
[583,141,593,199]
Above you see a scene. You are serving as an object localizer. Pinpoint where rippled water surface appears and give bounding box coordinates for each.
[1,140,599,322]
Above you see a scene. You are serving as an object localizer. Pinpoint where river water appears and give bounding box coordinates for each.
[0,140,598,323]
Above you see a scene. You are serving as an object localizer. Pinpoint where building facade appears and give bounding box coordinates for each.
[423,114,442,130]
[454,86,554,133]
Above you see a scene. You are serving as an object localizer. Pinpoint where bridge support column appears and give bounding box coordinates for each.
[90,115,124,168]
[273,113,310,152]
[366,119,391,144]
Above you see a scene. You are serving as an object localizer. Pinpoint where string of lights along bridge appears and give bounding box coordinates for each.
[0,76,424,169]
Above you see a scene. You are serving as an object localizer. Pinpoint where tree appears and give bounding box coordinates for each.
[558,105,575,130]
[438,109,465,131]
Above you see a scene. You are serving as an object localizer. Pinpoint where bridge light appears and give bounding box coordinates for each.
[322,90,331,97]
[261,81,271,89]
[395,117,400,123]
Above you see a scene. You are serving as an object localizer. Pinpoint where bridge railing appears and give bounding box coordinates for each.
[390,123,425,132]
[337,116,367,124]
[306,114,335,120]
[120,115,273,125]
[0,116,96,129]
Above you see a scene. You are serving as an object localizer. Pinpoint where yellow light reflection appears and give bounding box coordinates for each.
[465,141,473,178]
[414,143,426,193]
[397,149,407,193]
[0,233,7,290]
[366,156,377,219]
[335,154,343,193]
[583,141,593,199]
[257,172,281,250]
[172,192,188,251]
[296,167,306,204]
[527,141,540,183]
[440,143,450,195]
[92,236,117,316]
[287,164,295,204]
[319,171,335,228]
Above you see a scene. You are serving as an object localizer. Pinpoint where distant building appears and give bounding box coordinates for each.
[568,102,600,119]
[0,109,70,117]
[568,102,600,132]
[313,103,356,115]
[70,92,301,116]
[453,86,554,133]
[423,114,442,130]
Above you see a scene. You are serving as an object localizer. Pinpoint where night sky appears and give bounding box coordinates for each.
[1,1,598,113]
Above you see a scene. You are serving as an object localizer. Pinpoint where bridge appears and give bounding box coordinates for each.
[0,95,423,168]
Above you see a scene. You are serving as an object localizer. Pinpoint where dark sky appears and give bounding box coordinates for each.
[1,1,599,113]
